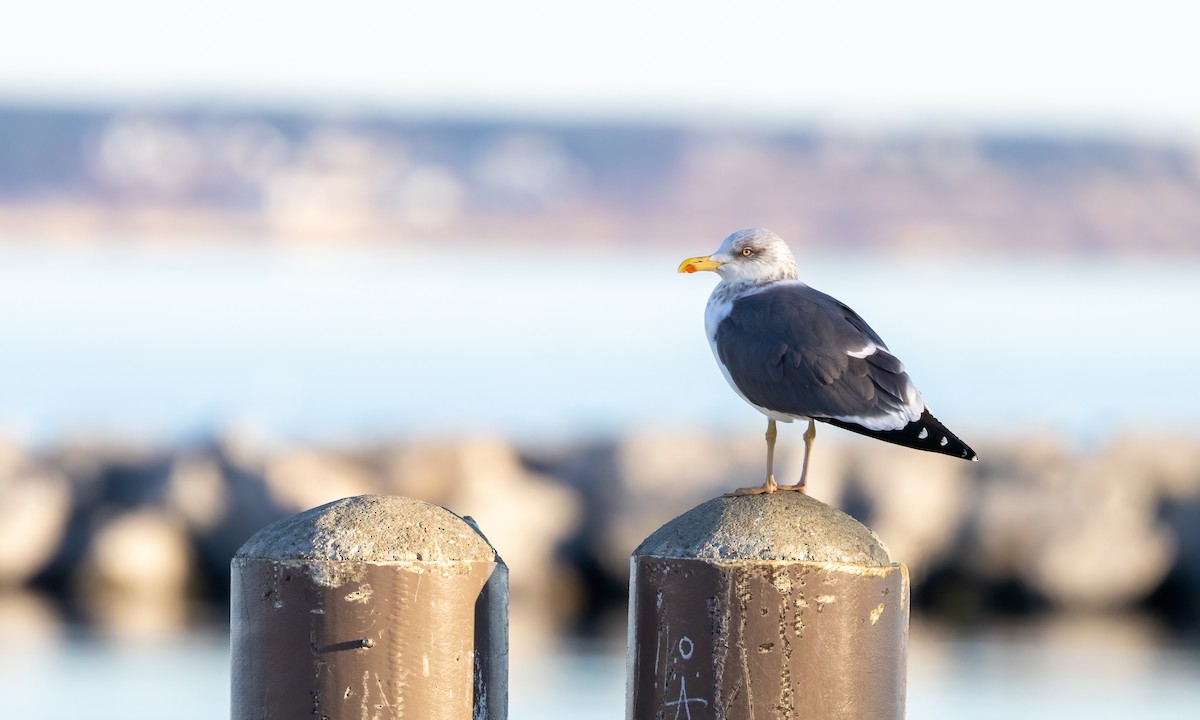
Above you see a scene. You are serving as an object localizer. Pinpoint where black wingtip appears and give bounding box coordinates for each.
[823,408,977,461]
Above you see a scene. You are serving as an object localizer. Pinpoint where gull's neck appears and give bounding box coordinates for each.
[712,280,754,303]
[712,275,793,301]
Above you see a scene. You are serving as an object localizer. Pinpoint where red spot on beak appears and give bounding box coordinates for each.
[683,264,697,273]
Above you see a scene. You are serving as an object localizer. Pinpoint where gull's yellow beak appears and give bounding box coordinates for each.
[678,255,722,274]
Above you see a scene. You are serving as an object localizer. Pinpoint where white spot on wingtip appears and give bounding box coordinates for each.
[939,436,949,446]
[918,428,929,440]
[847,344,876,358]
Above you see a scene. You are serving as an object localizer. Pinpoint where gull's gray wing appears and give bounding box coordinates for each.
[715,283,917,428]
[715,283,977,460]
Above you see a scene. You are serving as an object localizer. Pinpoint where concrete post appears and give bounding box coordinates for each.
[626,492,908,720]
[231,495,508,720]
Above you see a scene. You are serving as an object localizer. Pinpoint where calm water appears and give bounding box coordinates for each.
[1,619,1197,719]
[0,244,1198,446]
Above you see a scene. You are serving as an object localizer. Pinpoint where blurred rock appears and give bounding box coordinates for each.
[1134,429,1200,594]
[383,438,583,637]
[842,441,972,578]
[74,510,196,600]
[51,437,173,507]
[261,448,378,513]
[0,590,63,644]
[1106,433,1200,500]
[970,438,1078,577]
[1,430,1198,634]
[967,438,1182,610]
[0,447,72,586]
[164,455,230,532]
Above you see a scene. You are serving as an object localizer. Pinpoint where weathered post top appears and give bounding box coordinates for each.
[634,491,892,565]
[235,494,498,565]
[628,491,908,720]
[232,495,508,720]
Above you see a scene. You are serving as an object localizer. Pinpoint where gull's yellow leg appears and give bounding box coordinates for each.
[780,419,816,494]
[726,419,779,496]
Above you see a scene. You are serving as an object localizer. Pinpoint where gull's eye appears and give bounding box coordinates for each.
[741,247,753,257]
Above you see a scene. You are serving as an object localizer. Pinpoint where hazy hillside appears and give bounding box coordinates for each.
[2,104,1198,254]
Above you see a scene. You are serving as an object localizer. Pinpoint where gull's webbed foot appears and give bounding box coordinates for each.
[725,475,779,497]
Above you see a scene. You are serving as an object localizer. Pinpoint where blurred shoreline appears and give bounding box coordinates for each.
[2,103,1199,255]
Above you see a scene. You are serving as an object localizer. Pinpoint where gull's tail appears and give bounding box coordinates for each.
[822,408,978,461]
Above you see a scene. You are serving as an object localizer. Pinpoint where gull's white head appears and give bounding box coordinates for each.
[678,227,798,284]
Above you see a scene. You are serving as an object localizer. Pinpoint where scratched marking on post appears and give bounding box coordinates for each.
[664,636,708,720]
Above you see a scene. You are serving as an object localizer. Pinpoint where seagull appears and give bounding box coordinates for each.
[679,227,977,496]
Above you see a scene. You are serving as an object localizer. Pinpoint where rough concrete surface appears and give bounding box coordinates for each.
[634,491,893,566]
[235,494,497,564]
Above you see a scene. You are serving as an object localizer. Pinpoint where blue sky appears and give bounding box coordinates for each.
[1,1,1197,137]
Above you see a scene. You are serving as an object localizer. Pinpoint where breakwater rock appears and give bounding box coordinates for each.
[1,431,1197,633]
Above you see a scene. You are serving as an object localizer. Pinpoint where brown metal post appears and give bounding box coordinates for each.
[626,492,908,720]
[231,494,508,720]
